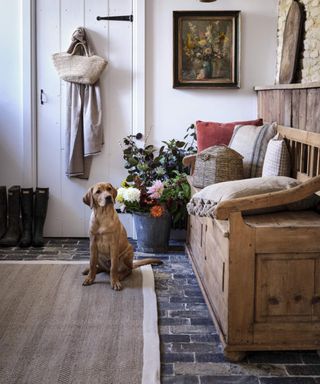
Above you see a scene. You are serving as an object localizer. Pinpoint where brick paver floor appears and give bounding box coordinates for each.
[1,238,320,384]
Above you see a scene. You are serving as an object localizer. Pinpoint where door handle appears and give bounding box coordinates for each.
[40,89,47,105]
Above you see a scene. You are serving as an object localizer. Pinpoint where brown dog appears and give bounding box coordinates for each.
[82,182,162,290]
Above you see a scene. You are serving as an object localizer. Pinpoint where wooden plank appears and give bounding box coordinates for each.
[228,212,255,344]
[256,255,316,321]
[291,90,300,128]
[254,82,320,91]
[306,89,320,133]
[272,90,281,122]
[203,224,229,335]
[244,210,320,228]
[188,215,205,278]
[257,92,263,121]
[283,90,292,126]
[278,90,285,124]
[225,342,320,352]
[260,91,269,122]
[315,258,320,318]
[277,125,320,147]
[298,89,307,130]
[254,322,320,346]
[37,0,64,236]
[277,90,293,125]
[185,244,229,343]
[279,0,304,84]
[255,228,320,253]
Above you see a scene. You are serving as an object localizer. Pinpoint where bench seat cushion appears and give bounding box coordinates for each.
[187,176,319,218]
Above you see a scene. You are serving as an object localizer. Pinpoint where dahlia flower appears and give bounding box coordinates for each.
[147,180,164,199]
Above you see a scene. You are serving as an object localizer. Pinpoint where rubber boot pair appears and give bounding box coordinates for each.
[0,186,21,247]
[0,186,49,247]
[0,186,8,239]
[20,187,49,248]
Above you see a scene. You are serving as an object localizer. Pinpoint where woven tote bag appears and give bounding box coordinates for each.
[52,43,107,85]
[193,145,244,189]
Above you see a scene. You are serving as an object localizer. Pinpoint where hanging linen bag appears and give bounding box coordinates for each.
[52,42,107,85]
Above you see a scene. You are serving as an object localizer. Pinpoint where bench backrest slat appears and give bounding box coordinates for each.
[277,125,320,181]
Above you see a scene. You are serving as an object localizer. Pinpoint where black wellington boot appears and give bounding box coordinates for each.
[0,186,21,247]
[20,188,34,248]
[33,188,49,247]
[0,186,7,239]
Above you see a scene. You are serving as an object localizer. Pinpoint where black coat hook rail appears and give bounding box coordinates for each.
[97,15,133,22]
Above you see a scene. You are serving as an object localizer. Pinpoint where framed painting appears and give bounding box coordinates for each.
[173,10,240,89]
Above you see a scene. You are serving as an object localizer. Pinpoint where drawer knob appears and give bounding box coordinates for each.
[311,296,320,304]
[268,296,279,305]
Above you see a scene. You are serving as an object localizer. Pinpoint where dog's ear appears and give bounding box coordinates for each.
[111,186,117,201]
[83,187,94,209]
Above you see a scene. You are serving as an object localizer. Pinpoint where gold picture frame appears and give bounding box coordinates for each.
[173,10,240,88]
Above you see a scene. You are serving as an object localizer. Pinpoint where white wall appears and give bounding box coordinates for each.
[0,0,278,188]
[0,0,23,186]
[145,0,278,147]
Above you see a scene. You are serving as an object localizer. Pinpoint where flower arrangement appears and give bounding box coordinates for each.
[183,21,229,80]
[117,179,166,218]
[118,126,196,227]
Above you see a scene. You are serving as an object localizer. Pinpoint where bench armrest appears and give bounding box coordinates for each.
[215,175,320,220]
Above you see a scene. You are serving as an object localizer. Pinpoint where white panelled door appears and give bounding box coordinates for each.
[36,0,134,237]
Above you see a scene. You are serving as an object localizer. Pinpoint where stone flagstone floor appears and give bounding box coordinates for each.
[1,238,320,384]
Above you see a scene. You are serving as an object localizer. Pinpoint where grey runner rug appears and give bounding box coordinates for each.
[0,261,160,384]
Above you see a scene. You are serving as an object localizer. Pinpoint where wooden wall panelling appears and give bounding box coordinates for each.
[292,89,308,130]
[306,89,320,133]
[257,91,264,120]
[272,90,281,123]
[256,85,320,133]
[283,90,292,126]
[278,90,284,123]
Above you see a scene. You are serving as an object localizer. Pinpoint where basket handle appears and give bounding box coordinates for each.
[70,42,89,56]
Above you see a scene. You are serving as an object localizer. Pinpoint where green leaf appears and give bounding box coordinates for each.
[182,183,191,198]
[176,141,185,148]
[128,158,138,166]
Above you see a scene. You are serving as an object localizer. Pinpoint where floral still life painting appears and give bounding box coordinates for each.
[173,11,240,88]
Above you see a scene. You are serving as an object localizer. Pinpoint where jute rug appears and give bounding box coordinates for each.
[0,261,160,384]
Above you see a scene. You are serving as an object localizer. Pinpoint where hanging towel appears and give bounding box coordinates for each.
[65,27,104,179]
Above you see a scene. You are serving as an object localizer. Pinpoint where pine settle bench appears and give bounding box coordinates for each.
[184,125,320,362]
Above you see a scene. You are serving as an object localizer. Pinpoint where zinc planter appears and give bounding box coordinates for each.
[133,211,171,253]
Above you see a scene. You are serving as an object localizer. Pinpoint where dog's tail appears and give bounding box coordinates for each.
[132,258,163,269]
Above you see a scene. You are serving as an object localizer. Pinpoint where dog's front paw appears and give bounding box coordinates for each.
[83,277,94,286]
[111,280,122,291]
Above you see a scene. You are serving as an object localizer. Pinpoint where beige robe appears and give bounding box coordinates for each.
[65,27,104,179]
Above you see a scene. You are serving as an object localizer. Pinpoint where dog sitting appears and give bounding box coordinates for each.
[82,182,163,290]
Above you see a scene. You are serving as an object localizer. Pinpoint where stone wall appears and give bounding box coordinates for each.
[277,0,320,83]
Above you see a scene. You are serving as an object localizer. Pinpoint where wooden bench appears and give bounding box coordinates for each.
[184,125,320,361]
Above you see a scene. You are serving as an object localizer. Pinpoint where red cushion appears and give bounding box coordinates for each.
[196,118,263,152]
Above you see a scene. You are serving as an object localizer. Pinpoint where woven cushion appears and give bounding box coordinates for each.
[187,176,319,218]
[187,176,298,217]
[229,123,277,178]
[262,133,291,177]
[196,118,263,152]
[192,145,243,188]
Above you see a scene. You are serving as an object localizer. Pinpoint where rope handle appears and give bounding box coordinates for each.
[70,42,89,56]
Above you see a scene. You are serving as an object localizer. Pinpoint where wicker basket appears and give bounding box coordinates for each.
[192,145,244,188]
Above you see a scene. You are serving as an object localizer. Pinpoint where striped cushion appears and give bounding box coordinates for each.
[229,123,277,178]
[262,133,291,177]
